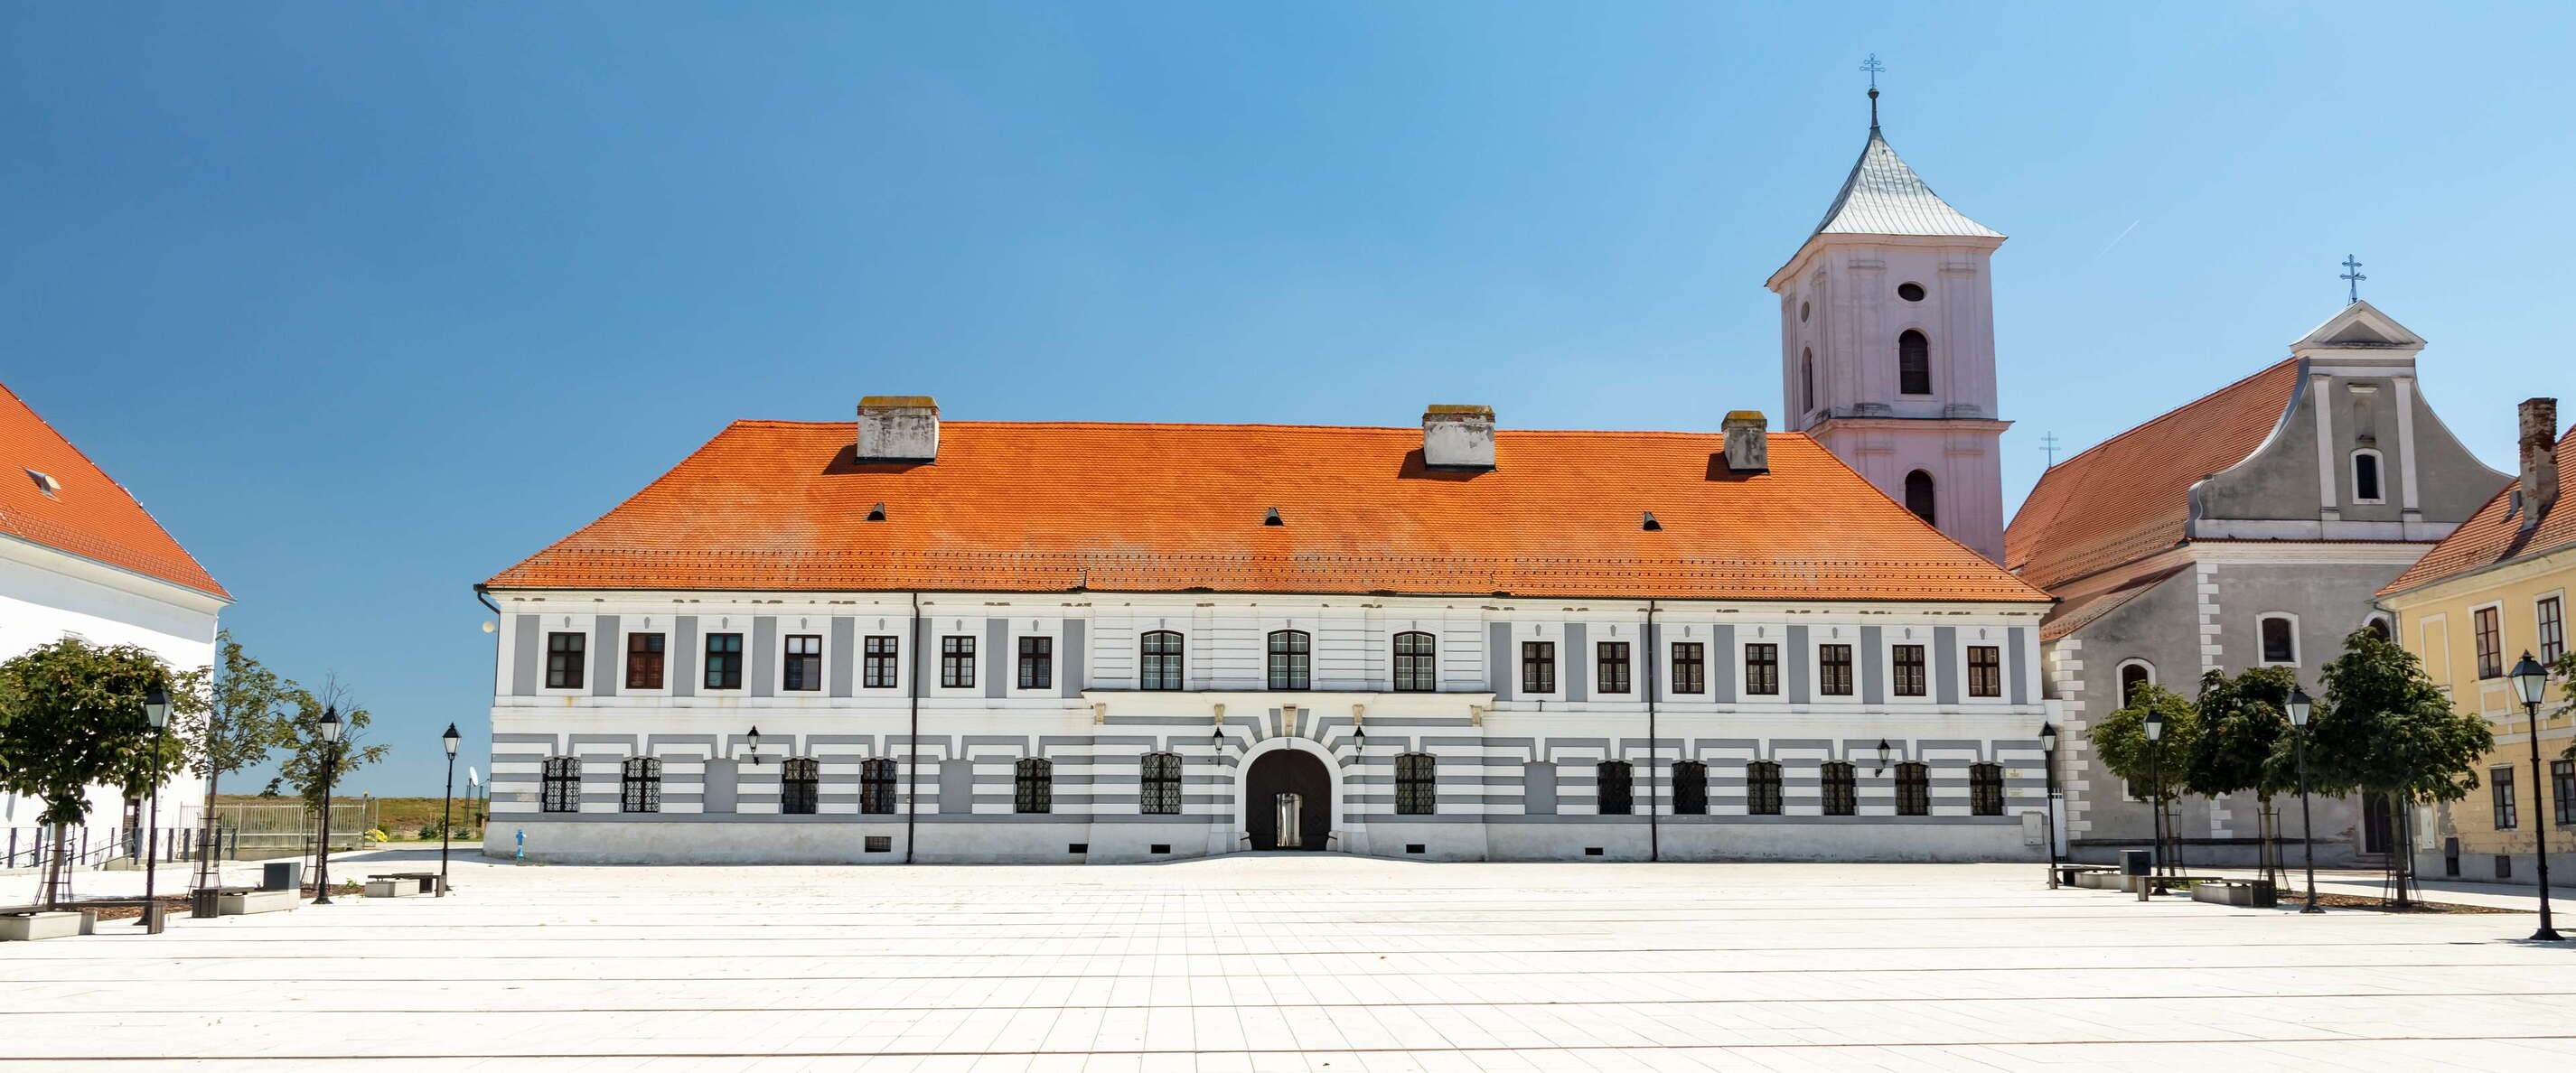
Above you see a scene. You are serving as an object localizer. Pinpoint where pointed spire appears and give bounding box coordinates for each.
[1808,126,2000,240]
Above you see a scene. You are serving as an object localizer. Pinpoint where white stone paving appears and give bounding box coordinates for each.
[5,849,2574,1070]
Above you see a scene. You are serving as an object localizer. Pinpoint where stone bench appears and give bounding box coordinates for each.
[0,911,82,941]
[364,878,426,898]
[218,889,298,916]
[369,872,442,895]
[2191,879,2279,909]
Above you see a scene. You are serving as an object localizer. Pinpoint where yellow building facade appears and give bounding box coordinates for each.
[2377,398,2573,885]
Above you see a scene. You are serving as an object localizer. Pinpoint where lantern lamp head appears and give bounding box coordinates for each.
[2510,651,2549,707]
[2285,684,2313,728]
[143,680,170,730]
[2038,722,2057,751]
[442,723,462,757]
[2142,708,2165,742]
[318,705,342,743]
[747,726,763,764]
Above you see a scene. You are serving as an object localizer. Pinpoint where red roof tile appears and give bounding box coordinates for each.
[2380,422,2576,595]
[2006,359,2301,592]
[487,420,2048,603]
[0,382,228,600]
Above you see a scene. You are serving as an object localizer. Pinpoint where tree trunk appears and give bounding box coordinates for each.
[43,823,71,910]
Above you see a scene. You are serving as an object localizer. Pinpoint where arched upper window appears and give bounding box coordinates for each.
[858,757,896,815]
[1392,630,1438,692]
[541,757,580,813]
[620,757,660,814]
[2352,449,2385,503]
[782,757,820,816]
[1139,751,1182,815]
[1267,630,1310,691]
[2365,615,2393,641]
[1395,752,1437,815]
[1801,348,1816,413]
[1596,760,1635,816]
[2259,614,2299,666]
[1746,760,1783,816]
[1894,761,1931,816]
[1898,330,1932,395]
[2118,660,2154,706]
[1904,470,1937,525]
[1014,758,1053,814]
[1672,760,1709,816]
[1139,630,1185,691]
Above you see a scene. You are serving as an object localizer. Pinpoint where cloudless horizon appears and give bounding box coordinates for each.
[6,4,2572,796]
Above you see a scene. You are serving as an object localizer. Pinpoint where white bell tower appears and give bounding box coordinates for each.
[1766,86,2009,563]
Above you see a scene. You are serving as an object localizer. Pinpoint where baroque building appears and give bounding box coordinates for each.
[477,401,2056,863]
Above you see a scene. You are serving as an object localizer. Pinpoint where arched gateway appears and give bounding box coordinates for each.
[1243,748,1332,851]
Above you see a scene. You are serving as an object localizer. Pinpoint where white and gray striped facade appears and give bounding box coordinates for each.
[482,589,2056,864]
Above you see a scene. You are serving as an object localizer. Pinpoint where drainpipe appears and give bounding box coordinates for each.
[1646,599,1660,863]
[904,592,922,863]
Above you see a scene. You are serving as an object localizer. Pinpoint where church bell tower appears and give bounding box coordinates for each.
[1766,82,2010,563]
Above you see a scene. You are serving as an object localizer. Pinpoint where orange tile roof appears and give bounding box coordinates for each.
[2006,359,2302,592]
[0,382,229,600]
[487,420,2048,603]
[2380,422,2576,596]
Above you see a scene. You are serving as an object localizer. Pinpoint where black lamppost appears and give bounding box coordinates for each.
[439,723,461,898]
[2287,684,2322,913]
[746,726,763,767]
[2040,722,2062,888]
[136,680,170,929]
[2143,707,2168,882]
[2509,652,2563,941]
[313,706,342,905]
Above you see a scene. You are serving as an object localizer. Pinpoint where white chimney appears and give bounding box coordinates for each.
[1723,411,1769,473]
[857,396,940,462]
[1422,405,1495,470]
[2521,397,2559,530]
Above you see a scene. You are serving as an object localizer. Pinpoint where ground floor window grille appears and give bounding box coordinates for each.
[1895,762,1931,816]
[1747,760,1783,815]
[541,757,579,813]
[1140,751,1182,815]
[782,757,820,816]
[1395,752,1437,815]
[1969,762,2004,816]
[859,758,896,815]
[1016,758,1053,814]
[621,757,661,814]
[1596,760,1634,816]
[1672,760,1708,815]
[1821,761,1856,816]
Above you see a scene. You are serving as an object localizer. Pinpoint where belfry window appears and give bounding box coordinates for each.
[1898,330,1932,395]
[1904,471,1936,526]
[2353,449,2385,503]
[1801,348,1816,413]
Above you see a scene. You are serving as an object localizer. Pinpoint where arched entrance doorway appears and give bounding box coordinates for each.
[1244,749,1332,851]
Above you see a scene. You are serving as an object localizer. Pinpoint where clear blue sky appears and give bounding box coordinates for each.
[6,4,2571,796]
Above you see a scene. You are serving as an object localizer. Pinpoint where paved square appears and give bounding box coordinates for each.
[6,852,2573,1070]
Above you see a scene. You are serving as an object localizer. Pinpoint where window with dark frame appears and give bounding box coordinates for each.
[940,635,975,689]
[2553,759,2574,827]
[2355,451,2383,501]
[2540,596,2565,663]
[1597,641,1632,695]
[1968,645,2002,697]
[1818,644,1854,696]
[1671,642,1705,695]
[1892,644,1927,697]
[1672,760,1708,815]
[1392,630,1438,692]
[1521,641,1556,694]
[703,633,744,690]
[1140,751,1182,815]
[863,636,898,689]
[621,756,661,814]
[1596,760,1634,815]
[1895,761,1931,816]
[1898,330,1932,395]
[1969,762,2004,816]
[2120,662,2152,706]
[2493,765,2518,829]
[540,757,579,813]
[783,634,822,692]
[1395,752,1437,815]
[1015,758,1053,814]
[1821,761,1857,816]
[1904,471,1936,526]
[2261,616,2298,665]
[1747,760,1783,816]
[1140,630,1185,691]
[1268,630,1311,690]
[625,632,665,690]
[782,757,820,815]
[1745,643,1780,695]
[2474,606,2503,678]
[545,631,585,689]
[859,757,896,815]
[1017,636,1054,690]
[1801,348,1815,412]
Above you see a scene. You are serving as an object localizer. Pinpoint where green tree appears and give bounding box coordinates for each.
[179,632,299,882]
[275,674,389,815]
[2306,628,2494,906]
[2186,666,2301,880]
[2088,683,2200,870]
[0,639,192,908]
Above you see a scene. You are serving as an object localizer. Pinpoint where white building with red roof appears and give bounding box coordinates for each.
[2,382,229,874]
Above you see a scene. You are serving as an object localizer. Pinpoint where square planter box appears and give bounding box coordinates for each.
[0,911,83,942]
[218,889,299,916]
[2192,881,2278,909]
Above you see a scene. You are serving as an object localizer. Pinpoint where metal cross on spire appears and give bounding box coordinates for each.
[2340,255,2366,305]
[1861,54,1886,126]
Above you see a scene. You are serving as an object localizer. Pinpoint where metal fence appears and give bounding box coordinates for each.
[214,800,377,858]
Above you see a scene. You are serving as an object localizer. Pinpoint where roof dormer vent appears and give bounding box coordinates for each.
[1263,508,1283,527]
[866,502,887,522]
[25,469,61,498]
[1640,511,1663,532]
